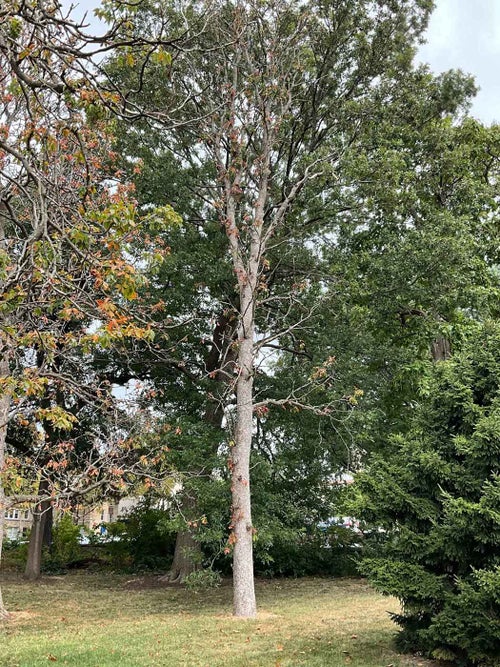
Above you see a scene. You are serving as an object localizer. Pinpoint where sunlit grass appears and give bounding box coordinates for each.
[0,573,437,667]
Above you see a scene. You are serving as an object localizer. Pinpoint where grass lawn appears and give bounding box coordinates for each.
[0,573,437,667]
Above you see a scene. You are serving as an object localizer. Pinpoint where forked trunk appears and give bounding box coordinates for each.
[223,112,267,616]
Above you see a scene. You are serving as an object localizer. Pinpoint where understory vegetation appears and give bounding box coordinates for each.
[3,501,360,579]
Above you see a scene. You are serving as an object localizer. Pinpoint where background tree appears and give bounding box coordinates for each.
[315,91,500,456]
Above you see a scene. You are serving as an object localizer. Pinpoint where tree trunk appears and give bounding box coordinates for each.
[161,489,202,583]
[223,109,268,616]
[165,313,236,582]
[162,528,201,584]
[431,336,451,362]
[231,281,257,618]
[42,505,53,548]
[0,355,11,620]
[24,479,51,580]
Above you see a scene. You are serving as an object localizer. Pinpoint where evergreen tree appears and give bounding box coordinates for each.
[354,322,500,666]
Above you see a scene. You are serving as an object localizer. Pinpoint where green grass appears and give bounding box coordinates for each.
[0,573,437,667]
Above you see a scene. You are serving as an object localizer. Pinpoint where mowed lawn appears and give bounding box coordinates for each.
[0,574,437,667]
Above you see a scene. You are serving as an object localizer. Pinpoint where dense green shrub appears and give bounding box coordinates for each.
[354,323,500,665]
[44,513,81,572]
[183,568,222,592]
[253,523,361,578]
[102,502,176,571]
[1,538,28,570]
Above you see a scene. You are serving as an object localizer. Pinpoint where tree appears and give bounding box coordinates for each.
[89,144,236,582]
[108,0,440,616]
[317,106,500,455]
[0,0,180,616]
[353,321,500,665]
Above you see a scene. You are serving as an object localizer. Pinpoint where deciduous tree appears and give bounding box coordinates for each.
[0,0,179,616]
[111,0,437,616]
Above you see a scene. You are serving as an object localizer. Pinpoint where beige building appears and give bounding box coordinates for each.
[74,497,140,532]
[4,496,140,542]
[4,506,32,541]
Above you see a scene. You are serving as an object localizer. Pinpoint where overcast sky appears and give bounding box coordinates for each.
[69,0,499,124]
[418,0,500,124]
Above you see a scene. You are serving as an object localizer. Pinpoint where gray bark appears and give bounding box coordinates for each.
[24,479,52,580]
[222,80,272,614]
[0,203,9,619]
[162,528,200,584]
[226,155,263,616]
[431,336,451,362]
[231,280,257,617]
[0,356,11,620]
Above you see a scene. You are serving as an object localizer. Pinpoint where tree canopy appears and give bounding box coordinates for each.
[0,3,499,659]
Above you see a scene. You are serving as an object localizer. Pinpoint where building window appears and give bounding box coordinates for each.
[6,527,18,540]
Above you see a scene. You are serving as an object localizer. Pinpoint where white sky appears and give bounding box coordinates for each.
[418,0,500,124]
[68,0,499,124]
